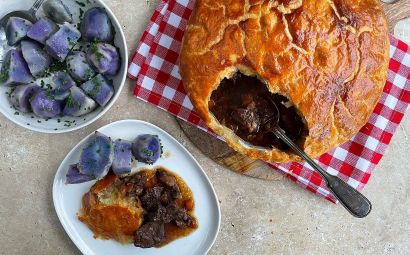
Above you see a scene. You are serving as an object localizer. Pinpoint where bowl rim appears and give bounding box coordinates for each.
[0,0,128,134]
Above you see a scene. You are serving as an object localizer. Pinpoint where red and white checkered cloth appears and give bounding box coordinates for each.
[128,0,410,203]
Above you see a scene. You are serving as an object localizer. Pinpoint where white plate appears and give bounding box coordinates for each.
[0,0,128,133]
[53,120,221,255]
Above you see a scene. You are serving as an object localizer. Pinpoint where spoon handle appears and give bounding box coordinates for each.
[271,126,372,218]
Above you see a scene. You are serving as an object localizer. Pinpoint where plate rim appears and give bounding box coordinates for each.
[52,119,221,255]
[0,0,128,134]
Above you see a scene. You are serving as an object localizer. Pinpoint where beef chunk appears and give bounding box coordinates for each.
[132,173,148,196]
[257,97,277,126]
[175,213,193,228]
[156,169,177,187]
[170,185,181,200]
[175,217,193,229]
[156,170,181,200]
[231,107,260,133]
[148,203,194,227]
[160,187,180,204]
[123,173,147,197]
[167,203,194,229]
[134,222,165,248]
[148,205,173,223]
[169,185,182,200]
[160,189,172,205]
[141,186,164,211]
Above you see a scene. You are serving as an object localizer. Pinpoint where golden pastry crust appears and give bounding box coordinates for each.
[78,172,144,244]
[179,0,389,162]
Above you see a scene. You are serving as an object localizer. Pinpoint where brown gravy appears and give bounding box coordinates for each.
[209,72,306,150]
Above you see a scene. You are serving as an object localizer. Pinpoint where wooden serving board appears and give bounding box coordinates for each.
[177,1,410,181]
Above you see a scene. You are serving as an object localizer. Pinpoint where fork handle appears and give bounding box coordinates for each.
[271,126,372,218]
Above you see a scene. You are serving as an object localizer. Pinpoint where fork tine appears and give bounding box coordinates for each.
[31,0,46,13]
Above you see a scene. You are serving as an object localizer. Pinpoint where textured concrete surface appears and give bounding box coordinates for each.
[0,1,409,254]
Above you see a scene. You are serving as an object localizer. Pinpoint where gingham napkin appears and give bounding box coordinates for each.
[128,0,410,202]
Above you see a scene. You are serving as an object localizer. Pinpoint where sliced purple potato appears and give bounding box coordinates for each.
[43,0,73,24]
[80,74,114,107]
[5,17,33,46]
[80,7,114,42]
[0,49,33,86]
[27,18,58,44]
[53,71,76,91]
[30,89,61,118]
[21,40,53,77]
[132,134,161,164]
[45,22,81,61]
[63,86,97,117]
[52,71,76,100]
[9,83,40,112]
[87,43,120,76]
[112,139,132,176]
[66,52,96,81]
[78,131,114,179]
[66,164,95,184]
[53,89,70,101]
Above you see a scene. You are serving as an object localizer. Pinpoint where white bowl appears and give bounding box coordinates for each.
[53,120,221,255]
[0,0,128,133]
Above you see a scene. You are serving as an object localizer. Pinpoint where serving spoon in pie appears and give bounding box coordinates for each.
[265,99,372,218]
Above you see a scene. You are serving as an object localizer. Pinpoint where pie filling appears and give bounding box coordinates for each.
[209,72,307,151]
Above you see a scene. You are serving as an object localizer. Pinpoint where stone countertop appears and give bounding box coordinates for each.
[0,1,409,254]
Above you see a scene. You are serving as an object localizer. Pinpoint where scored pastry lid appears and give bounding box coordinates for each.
[179,0,390,163]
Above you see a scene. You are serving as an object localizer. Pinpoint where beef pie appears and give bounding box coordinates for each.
[179,0,389,162]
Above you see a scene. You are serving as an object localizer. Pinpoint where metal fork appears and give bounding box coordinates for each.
[265,99,372,218]
[0,0,45,26]
[0,0,46,63]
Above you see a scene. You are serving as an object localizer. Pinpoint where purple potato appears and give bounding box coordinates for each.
[52,71,76,100]
[63,86,97,117]
[66,52,96,81]
[66,164,95,184]
[43,0,72,24]
[45,22,81,61]
[87,43,120,76]
[53,89,70,101]
[0,49,32,86]
[30,89,61,118]
[80,7,114,42]
[53,71,75,91]
[9,84,40,112]
[132,134,161,164]
[80,74,114,107]
[27,18,58,44]
[21,40,52,77]
[112,139,132,176]
[78,131,113,179]
[5,17,32,46]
